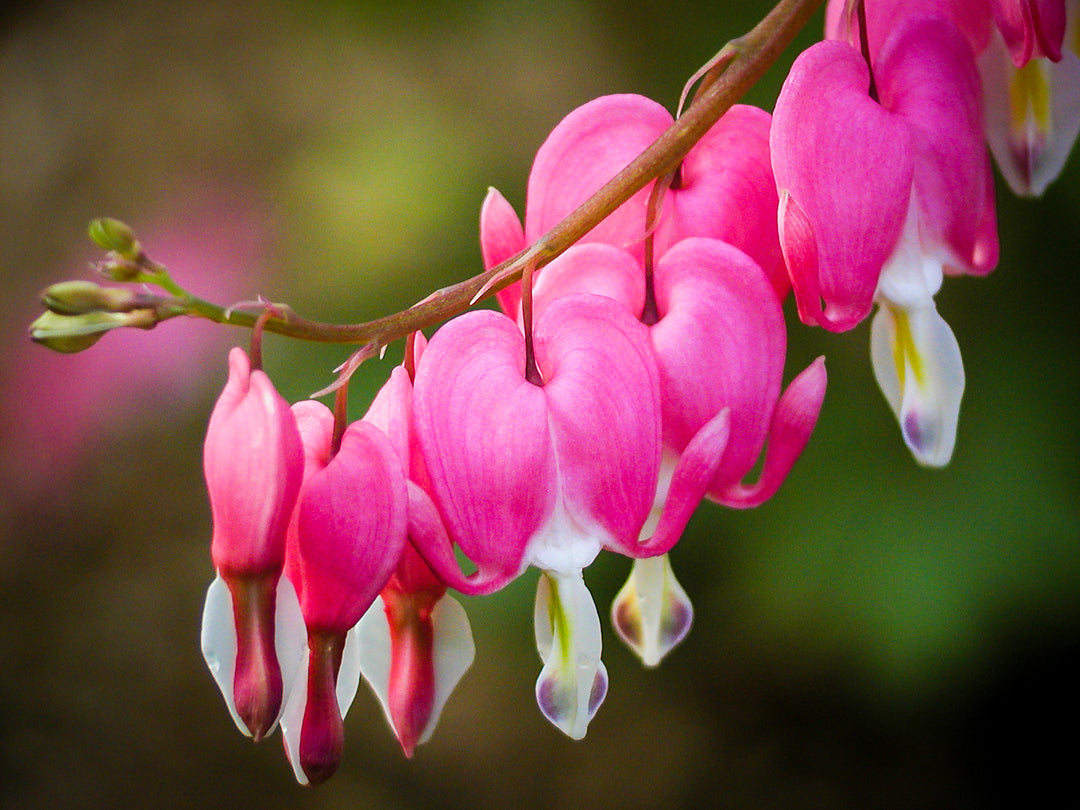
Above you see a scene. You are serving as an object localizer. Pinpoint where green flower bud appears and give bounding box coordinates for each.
[41,281,139,315]
[87,218,142,261]
[29,309,156,354]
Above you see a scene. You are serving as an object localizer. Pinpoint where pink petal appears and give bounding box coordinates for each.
[529,242,645,324]
[479,187,527,316]
[879,15,998,275]
[650,238,784,474]
[205,347,304,576]
[525,94,671,258]
[655,104,788,299]
[295,421,408,634]
[536,294,661,556]
[993,0,1067,64]
[363,365,415,475]
[413,309,556,581]
[404,480,518,595]
[631,407,731,559]
[826,0,993,59]
[714,356,828,508]
[284,399,337,601]
[771,39,914,331]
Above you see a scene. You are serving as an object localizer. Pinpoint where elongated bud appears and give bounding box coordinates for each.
[88,217,142,260]
[41,280,142,315]
[29,309,156,353]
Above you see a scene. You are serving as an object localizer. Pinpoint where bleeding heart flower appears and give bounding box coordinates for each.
[411,294,727,737]
[520,238,825,663]
[773,14,996,465]
[200,347,307,743]
[354,344,476,758]
[279,401,408,785]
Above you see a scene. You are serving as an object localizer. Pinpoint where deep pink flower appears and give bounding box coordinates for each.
[481,91,825,664]
[481,94,787,317]
[773,15,996,464]
[354,349,475,758]
[520,238,825,663]
[410,294,727,736]
[200,347,307,742]
[278,401,408,785]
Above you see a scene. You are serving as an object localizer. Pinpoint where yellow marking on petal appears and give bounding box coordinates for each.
[1009,60,1052,136]
[543,572,573,664]
[889,305,924,390]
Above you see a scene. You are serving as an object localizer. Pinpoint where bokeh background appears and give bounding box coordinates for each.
[2,1,1078,808]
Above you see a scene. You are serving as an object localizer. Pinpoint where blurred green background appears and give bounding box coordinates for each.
[2,1,1078,808]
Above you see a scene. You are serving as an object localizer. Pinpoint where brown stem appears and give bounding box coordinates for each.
[641,170,677,327]
[247,309,274,371]
[520,262,543,386]
[330,383,348,457]
[856,0,879,102]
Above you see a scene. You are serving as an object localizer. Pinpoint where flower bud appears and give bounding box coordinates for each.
[28,309,155,353]
[87,217,142,260]
[41,280,140,315]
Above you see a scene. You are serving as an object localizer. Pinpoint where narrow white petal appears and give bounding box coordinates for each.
[200,575,247,737]
[274,576,308,726]
[533,570,607,740]
[337,624,363,719]
[871,302,965,467]
[611,554,694,667]
[279,663,308,785]
[355,600,393,729]
[421,596,475,745]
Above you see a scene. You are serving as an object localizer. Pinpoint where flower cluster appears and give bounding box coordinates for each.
[28,0,1079,790]
[198,90,831,779]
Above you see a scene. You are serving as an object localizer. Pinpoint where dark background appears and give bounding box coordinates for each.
[2,2,1078,808]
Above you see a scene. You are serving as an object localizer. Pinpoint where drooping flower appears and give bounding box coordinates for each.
[773,14,997,464]
[410,294,728,737]
[200,347,307,742]
[279,400,409,785]
[354,345,476,758]
[481,91,825,665]
[521,237,826,663]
